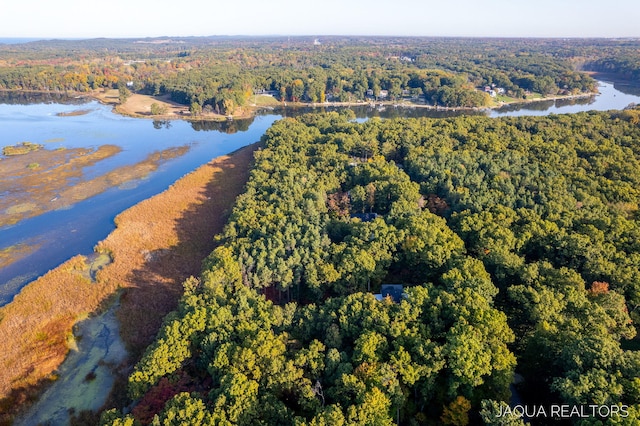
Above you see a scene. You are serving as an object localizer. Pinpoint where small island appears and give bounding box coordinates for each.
[2,141,43,156]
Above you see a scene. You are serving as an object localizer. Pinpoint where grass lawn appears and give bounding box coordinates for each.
[251,94,281,106]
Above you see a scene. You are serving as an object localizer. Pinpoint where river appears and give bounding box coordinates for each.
[1,79,640,304]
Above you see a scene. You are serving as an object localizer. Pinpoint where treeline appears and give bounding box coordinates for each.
[0,37,611,112]
[103,111,640,425]
[588,55,640,81]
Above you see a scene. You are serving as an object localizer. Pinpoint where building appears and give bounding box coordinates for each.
[374,284,405,303]
[351,212,379,222]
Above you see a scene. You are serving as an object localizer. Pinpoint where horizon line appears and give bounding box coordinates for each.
[2,34,640,42]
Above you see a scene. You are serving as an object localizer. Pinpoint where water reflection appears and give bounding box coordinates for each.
[492,95,595,114]
[490,81,640,117]
[0,91,89,105]
[611,81,640,97]
[269,104,487,120]
[189,117,255,133]
[152,119,172,129]
[2,78,640,303]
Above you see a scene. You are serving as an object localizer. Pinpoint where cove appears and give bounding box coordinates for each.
[0,100,278,305]
[1,79,640,304]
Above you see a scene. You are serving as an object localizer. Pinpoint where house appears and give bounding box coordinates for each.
[379,90,389,99]
[351,212,379,222]
[374,284,405,303]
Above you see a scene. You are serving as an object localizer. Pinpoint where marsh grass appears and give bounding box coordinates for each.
[0,144,191,227]
[2,142,43,156]
[0,143,258,422]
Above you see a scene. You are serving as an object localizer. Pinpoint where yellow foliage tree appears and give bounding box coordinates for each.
[441,396,471,426]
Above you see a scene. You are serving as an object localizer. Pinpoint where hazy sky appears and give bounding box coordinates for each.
[3,0,639,39]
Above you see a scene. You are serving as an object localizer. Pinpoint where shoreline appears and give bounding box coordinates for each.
[585,71,640,88]
[0,143,259,424]
[98,90,597,121]
[0,87,599,122]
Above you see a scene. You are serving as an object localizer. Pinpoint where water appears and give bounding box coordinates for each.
[0,99,278,304]
[267,80,637,120]
[1,78,640,304]
[489,80,639,117]
[0,38,43,44]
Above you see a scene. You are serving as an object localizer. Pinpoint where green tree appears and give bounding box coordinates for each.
[479,400,526,426]
[189,101,202,116]
[150,102,168,115]
[118,85,131,104]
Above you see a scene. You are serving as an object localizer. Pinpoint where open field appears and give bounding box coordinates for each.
[93,90,254,120]
[94,90,189,119]
[0,143,258,424]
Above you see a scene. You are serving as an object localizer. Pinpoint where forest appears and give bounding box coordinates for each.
[100,108,640,425]
[2,36,633,113]
[2,36,640,425]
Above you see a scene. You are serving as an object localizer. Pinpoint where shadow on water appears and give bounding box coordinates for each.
[0,91,90,106]
[492,95,595,114]
[189,116,256,133]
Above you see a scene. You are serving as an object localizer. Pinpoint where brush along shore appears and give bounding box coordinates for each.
[0,143,258,424]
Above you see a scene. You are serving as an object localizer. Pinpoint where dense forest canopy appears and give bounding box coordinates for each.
[4,36,638,111]
[3,36,640,424]
[102,108,640,425]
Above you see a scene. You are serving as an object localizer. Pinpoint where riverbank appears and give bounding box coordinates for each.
[88,88,598,122]
[585,71,640,95]
[92,90,255,121]
[0,143,258,424]
[0,87,599,122]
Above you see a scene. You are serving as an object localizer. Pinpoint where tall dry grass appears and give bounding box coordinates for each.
[0,255,117,423]
[0,143,258,423]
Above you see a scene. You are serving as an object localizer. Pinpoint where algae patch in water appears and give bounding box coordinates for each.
[0,242,41,269]
[14,297,128,426]
[4,202,37,215]
[87,253,113,281]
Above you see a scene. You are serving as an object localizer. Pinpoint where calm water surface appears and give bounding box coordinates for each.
[0,99,277,304]
[1,79,640,304]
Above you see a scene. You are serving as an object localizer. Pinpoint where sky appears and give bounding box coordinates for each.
[3,0,639,39]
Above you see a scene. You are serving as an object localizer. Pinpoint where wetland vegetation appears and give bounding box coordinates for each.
[1,145,258,425]
[1,36,640,425]
[0,144,191,228]
[2,141,43,156]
